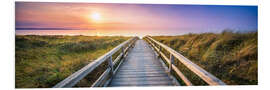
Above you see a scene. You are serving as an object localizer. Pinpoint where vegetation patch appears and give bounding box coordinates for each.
[151,31,257,85]
[15,35,130,88]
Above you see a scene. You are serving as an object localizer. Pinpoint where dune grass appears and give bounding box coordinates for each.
[15,35,130,88]
[151,31,257,85]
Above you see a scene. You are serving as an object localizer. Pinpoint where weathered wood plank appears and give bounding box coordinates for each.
[109,40,175,87]
[115,71,168,75]
[116,69,166,72]
[112,76,171,82]
[110,80,174,86]
[119,67,165,70]
[114,74,169,78]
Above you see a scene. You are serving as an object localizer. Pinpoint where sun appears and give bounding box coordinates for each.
[91,12,101,21]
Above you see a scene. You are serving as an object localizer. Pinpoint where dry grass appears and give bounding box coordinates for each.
[15,35,130,88]
[151,30,257,85]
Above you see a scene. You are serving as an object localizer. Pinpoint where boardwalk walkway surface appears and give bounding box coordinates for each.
[109,40,175,86]
[53,37,225,88]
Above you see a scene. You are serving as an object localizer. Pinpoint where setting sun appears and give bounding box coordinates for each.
[91,12,101,21]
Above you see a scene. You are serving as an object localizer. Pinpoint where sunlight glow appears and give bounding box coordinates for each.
[91,12,101,21]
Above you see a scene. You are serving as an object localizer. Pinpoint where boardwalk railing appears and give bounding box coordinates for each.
[53,37,138,88]
[144,36,226,86]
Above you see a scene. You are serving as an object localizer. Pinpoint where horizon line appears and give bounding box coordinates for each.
[15,27,95,30]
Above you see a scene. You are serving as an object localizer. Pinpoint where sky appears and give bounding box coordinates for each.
[15,2,258,37]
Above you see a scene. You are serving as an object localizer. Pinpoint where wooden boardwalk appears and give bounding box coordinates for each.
[109,40,175,86]
[53,37,225,88]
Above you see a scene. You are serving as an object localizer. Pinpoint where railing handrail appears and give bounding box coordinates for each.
[145,36,226,85]
[53,37,138,88]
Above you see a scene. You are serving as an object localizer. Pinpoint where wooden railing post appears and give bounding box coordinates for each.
[107,56,114,75]
[132,40,135,48]
[121,46,125,55]
[160,45,163,57]
[169,53,174,73]
[159,45,162,52]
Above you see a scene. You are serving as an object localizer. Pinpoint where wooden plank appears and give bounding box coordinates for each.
[118,67,165,69]
[110,80,174,86]
[116,69,166,72]
[116,72,167,76]
[120,65,161,68]
[112,76,171,82]
[116,71,167,74]
[109,40,175,86]
[115,74,168,78]
[146,36,226,85]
